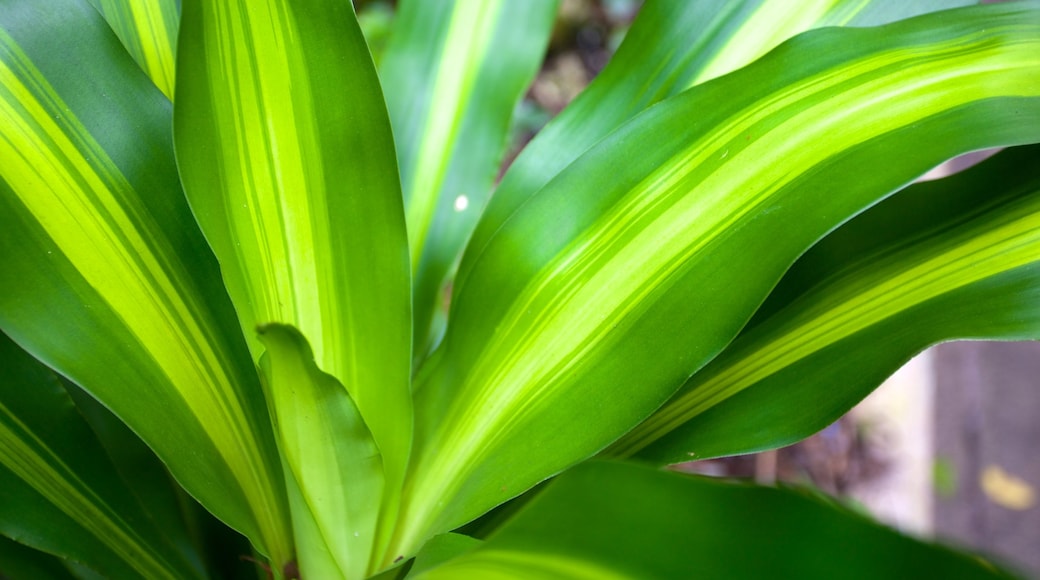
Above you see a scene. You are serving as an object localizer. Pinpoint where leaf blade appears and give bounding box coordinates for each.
[86,0,179,98]
[399,3,1040,553]
[617,144,1040,462]
[0,0,292,563]
[379,0,557,359]
[258,325,384,579]
[454,0,973,299]
[0,333,203,580]
[413,462,1011,580]
[0,535,76,580]
[174,0,414,566]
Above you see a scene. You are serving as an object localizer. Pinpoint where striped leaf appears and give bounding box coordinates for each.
[173,0,413,567]
[0,0,292,565]
[86,0,179,98]
[0,333,203,579]
[614,145,1040,463]
[378,0,557,361]
[454,0,973,299]
[395,3,1040,554]
[61,379,203,572]
[412,462,1009,579]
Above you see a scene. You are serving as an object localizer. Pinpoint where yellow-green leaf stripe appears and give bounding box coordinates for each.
[398,7,1040,553]
[0,21,290,563]
[617,193,1040,456]
[89,0,178,98]
[0,403,180,579]
[402,0,505,264]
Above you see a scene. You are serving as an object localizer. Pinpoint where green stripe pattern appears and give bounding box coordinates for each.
[379,0,557,360]
[88,0,179,98]
[0,333,202,579]
[176,0,411,481]
[0,408,180,579]
[455,0,972,299]
[396,4,1040,555]
[399,0,506,262]
[174,0,413,573]
[615,145,1040,462]
[0,41,252,495]
[0,0,291,565]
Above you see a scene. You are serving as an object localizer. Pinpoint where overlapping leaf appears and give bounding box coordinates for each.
[86,0,179,98]
[174,0,412,571]
[614,145,1040,463]
[395,3,1040,555]
[378,0,558,360]
[407,533,483,578]
[454,0,973,299]
[258,326,384,579]
[0,0,292,564]
[0,333,203,579]
[61,383,199,567]
[412,462,1011,579]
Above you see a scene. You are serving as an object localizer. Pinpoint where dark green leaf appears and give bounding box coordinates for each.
[0,535,75,580]
[412,462,1012,579]
[0,333,203,579]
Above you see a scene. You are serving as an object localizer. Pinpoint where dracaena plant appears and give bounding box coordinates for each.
[1,0,1039,577]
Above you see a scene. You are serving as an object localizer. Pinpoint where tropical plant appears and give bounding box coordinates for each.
[1,0,1039,577]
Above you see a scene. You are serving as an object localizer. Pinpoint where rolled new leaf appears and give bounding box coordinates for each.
[257,325,384,579]
[0,0,292,565]
[617,144,1040,463]
[411,461,1011,579]
[396,3,1040,555]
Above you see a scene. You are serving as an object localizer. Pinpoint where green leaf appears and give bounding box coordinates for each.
[61,381,204,574]
[397,3,1040,554]
[0,333,204,579]
[0,0,292,564]
[412,462,1011,580]
[85,0,179,98]
[257,325,384,579]
[406,533,483,578]
[0,535,75,580]
[174,3,413,552]
[378,0,557,361]
[357,2,395,66]
[454,0,972,300]
[615,144,1040,463]
[66,381,262,579]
